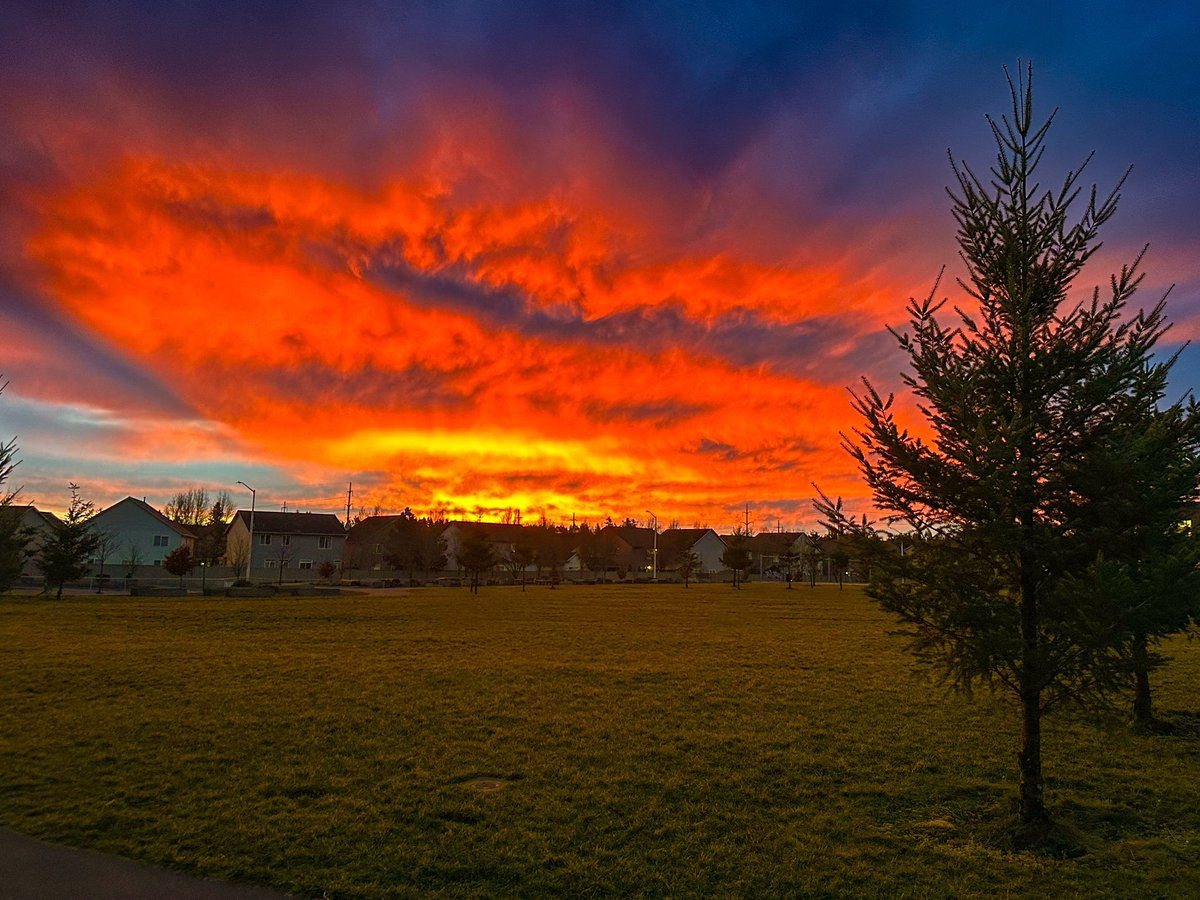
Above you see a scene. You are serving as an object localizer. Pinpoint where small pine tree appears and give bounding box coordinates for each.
[778,547,800,589]
[39,484,99,600]
[720,529,750,589]
[1065,374,1200,727]
[677,549,700,588]
[801,532,823,587]
[458,529,497,595]
[511,542,536,591]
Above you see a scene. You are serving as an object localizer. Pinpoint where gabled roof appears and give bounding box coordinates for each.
[656,528,723,567]
[14,505,61,531]
[600,524,657,551]
[94,497,197,539]
[658,527,720,548]
[746,532,805,556]
[232,509,346,537]
[347,515,405,543]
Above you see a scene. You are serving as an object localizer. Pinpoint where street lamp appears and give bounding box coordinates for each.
[645,509,658,582]
[236,480,256,581]
[200,560,206,593]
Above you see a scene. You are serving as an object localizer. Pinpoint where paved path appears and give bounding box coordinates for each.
[0,829,296,900]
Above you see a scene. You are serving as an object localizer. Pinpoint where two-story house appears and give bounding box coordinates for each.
[89,497,197,570]
[225,510,346,577]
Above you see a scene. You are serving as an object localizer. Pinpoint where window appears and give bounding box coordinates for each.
[258,534,271,545]
[299,559,313,570]
[153,535,169,547]
[282,535,290,546]
[265,559,278,568]
[319,536,332,550]
[153,559,162,566]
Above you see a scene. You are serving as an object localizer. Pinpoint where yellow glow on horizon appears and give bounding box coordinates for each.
[323,427,670,479]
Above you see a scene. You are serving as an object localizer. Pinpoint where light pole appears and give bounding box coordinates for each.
[200,561,206,593]
[236,480,256,581]
[645,509,658,582]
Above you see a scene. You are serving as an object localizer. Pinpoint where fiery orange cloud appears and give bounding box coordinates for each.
[23,154,905,525]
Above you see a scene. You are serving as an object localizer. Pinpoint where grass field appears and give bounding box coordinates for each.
[1,584,1197,898]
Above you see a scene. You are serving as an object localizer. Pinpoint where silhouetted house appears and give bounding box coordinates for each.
[345,515,406,571]
[746,531,806,578]
[657,528,727,575]
[90,497,197,569]
[226,510,345,576]
[189,521,231,566]
[594,524,657,578]
[12,505,61,576]
[441,521,527,572]
[801,534,856,583]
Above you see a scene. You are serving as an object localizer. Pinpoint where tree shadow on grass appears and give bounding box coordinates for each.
[1138,710,1200,739]
[908,784,1149,859]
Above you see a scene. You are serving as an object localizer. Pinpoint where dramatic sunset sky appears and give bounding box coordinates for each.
[2,2,1198,529]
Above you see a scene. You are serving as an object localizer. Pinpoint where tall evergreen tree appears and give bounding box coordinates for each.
[832,65,1187,838]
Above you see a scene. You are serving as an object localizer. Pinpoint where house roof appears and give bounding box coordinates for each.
[746,532,805,556]
[93,497,198,539]
[232,510,346,536]
[346,515,405,543]
[657,528,720,555]
[15,505,61,531]
[600,524,657,551]
[656,528,723,567]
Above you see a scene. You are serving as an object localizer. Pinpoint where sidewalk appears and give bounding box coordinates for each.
[0,829,296,900]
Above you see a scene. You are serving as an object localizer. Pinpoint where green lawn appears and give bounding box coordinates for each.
[1,585,1197,898]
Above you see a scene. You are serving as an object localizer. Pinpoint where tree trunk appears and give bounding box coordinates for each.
[1131,632,1154,727]
[1017,685,1046,827]
[1017,545,1048,833]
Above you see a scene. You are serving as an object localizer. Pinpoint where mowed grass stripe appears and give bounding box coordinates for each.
[1,585,1197,898]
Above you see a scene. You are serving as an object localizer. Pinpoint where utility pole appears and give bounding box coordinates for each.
[645,509,658,582]
[345,482,353,529]
[236,481,256,582]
